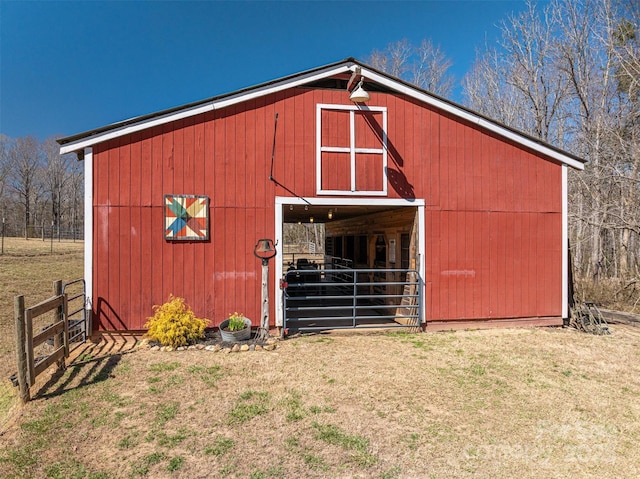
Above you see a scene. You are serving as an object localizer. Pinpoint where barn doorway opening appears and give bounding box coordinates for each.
[275,198,425,334]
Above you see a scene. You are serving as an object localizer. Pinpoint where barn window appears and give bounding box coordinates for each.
[316,104,388,196]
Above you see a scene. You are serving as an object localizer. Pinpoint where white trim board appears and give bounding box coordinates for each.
[562,165,569,320]
[84,147,94,319]
[316,103,388,196]
[274,196,426,327]
[356,67,584,170]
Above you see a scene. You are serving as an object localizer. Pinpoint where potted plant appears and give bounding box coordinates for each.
[219,312,252,342]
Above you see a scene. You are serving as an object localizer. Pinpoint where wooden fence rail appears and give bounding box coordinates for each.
[14,280,68,403]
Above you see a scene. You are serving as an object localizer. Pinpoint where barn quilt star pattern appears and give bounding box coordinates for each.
[164,195,209,240]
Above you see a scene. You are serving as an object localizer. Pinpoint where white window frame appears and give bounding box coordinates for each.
[316,103,388,196]
[274,196,426,328]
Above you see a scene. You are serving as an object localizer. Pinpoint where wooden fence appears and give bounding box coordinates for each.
[14,281,68,403]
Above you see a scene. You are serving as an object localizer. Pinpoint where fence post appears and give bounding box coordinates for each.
[14,295,30,403]
[53,280,66,370]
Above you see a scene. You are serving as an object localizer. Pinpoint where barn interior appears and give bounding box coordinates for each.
[280,204,421,333]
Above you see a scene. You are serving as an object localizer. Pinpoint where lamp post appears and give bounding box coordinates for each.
[254,239,277,341]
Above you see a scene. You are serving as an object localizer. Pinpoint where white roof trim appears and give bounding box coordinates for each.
[60,63,355,155]
[358,67,584,171]
[60,102,214,155]
[212,64,352,110]
[60,60,584,170]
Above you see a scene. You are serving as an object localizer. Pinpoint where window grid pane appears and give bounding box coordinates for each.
[317,104,387,195]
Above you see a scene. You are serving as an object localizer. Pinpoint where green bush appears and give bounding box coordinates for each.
[144,296,208,347]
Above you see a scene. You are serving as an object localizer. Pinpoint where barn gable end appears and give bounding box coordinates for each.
[59,59,584,333]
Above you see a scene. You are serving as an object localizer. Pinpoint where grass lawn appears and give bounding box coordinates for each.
[1,238,639,478]
[0,238,84,428]
[0,325,639,478]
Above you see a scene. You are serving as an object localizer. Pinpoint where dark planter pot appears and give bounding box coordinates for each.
[219,318,252,342]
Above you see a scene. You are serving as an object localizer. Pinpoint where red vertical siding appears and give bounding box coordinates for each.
[426,210,440,319]
[423,104,562,322]
[302,91,317,195]
[355,154,383,191]
[149,127,164,325]
[103,139,118,329]
[321,152,351,191]
[91,84,564,331]
[118,139,132,327]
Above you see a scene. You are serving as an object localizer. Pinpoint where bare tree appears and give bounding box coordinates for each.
[0,134,11,217]
[552,0,616,278]
[462,0,640,295]
[368,39,412,78]
[367,38,455,97]
[464,0,570,143]
[554,0,640,278]
[609,0,640,276]
[284,223,324,252]
[0,135,85,239]
[42,137,72,238]
[9,136,43,239]
[68,160,84,239]
[463,47,533,131]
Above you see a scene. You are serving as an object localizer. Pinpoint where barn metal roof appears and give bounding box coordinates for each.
[57,57,586,170]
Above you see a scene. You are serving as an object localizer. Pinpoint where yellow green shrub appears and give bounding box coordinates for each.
[144,296,208,347]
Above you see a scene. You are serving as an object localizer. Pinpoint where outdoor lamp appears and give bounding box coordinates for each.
[349,78,370,103]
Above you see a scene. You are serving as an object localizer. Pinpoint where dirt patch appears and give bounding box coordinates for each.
[1,325,639,478]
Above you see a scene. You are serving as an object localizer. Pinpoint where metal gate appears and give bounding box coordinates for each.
[282,266,422,333]
[62,278,89,346]
[11,278,89,394]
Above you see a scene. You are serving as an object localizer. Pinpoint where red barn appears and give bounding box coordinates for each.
[58,58,585,335]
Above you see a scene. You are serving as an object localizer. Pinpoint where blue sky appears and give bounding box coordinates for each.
[0,0,529,141]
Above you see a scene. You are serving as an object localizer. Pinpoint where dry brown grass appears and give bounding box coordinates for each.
[1,325,639,479]
[574,277,640,314]
[1,240,640,478]
[0,238,84,427]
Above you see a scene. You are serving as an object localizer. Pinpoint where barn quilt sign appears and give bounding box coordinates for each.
[164,195,209,240]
